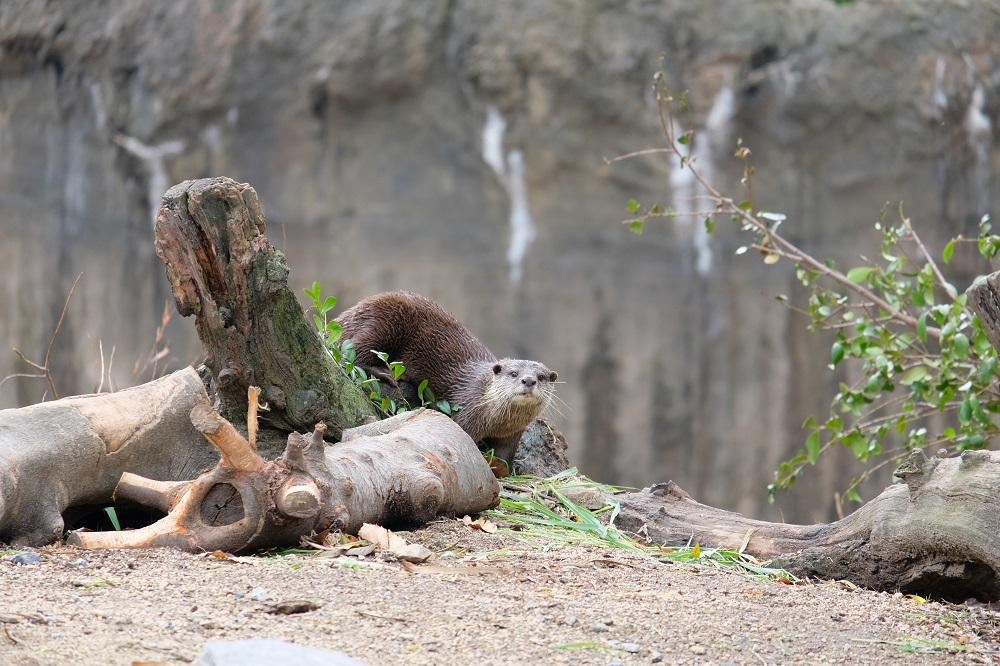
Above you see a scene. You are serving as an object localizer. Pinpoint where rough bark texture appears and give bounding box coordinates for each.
[0,367,216,546]
[154,177,376,438]
[617,449,1000,601]
[71,408,500,553]
[967,273,1000,355]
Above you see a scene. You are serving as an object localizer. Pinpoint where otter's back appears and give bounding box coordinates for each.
[336,291,495,399]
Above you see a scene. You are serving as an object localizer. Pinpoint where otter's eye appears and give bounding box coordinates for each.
[537,374,546,382]
[509,371,518,378]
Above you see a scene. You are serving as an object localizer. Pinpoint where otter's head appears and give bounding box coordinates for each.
[491,359,558,408]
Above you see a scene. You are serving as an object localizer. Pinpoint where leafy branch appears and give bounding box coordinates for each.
[612,72,1000,502]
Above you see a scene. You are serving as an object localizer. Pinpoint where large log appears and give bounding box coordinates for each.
[70,408,500,552]
[154,177,377,438]
[617,449,1000,601]
[0,368,216,546]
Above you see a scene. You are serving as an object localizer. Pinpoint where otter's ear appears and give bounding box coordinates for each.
[493,363,503,375]
[548,371,558,382]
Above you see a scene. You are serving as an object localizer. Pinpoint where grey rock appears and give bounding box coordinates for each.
[620,642,641,654]
[11,551,41,566]
[193,639,366,666]
[248,587,269,602]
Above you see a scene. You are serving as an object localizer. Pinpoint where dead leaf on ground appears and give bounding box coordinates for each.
[265,600,322,615]
[461,515,498,534]
[200,550,256,565]
[358,523,432,563]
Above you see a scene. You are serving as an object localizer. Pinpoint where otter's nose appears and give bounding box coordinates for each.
[521,376,537,388]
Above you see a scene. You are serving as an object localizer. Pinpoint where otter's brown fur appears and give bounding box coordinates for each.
[336,291,557,465]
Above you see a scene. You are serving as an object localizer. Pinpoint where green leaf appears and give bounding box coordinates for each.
[628,220,644,235]
[830,341,845,367]
[703,217,716,234]
[104,507,122,531]
[899,365,929,385]
[942,239,956,264]
[953,333,969,358]
[677,131,692,146]
[436,400,452,415]
[916,312,928,342]
[805,431,820,464]
[391,362,406,380]
[738,200,753,210]
[417,378,429,401]
[626,198,639,213]
[312,314,324,332]
[321,296,337,313]
[846,266,874,283]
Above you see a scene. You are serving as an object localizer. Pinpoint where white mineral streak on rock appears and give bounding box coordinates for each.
[933,57,948,111]
[966,83,992,217]
[115,134,186,225]
[670,85,734,275]
[482,105,537,284]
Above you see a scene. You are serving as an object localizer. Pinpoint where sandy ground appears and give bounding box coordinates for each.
[1,520,998,666]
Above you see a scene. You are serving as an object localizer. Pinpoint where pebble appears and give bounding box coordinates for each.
[690,645,707,655]
[650,653,663,663]
[249,587,269,602]
[12,551,41,566]
[589,622,610,632]
[562,615,579,627]
[69,558,89,569]
[620,642,641,654]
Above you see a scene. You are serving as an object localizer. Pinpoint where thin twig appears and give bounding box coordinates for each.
[41,272,82,399]
[905,218,954,294]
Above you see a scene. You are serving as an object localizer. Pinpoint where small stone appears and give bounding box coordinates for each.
[562,615,579,627]
[68,558,89,569]
[11,551,41,566]
[589,622,610,633]
[650,653,663,663]
[249,587,269,602]
[690,645,707,655]
[620,642,641,654]
[607,662,625,666]
[193,639,365,666]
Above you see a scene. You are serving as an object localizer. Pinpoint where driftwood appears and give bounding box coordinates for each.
[154,177,377,438]
[617,448,1000,601]
[70,408,499,552]
[0,368,216,546]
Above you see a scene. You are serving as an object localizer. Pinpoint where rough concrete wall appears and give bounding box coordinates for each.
[1,0,997,521]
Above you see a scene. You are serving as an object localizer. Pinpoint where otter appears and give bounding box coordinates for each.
[336,291,557,468]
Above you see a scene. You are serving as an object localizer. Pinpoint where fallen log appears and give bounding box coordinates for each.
[0,367,216,546]
[70,407,499,552]
[616,449,1000,601]
[154,177,377,438]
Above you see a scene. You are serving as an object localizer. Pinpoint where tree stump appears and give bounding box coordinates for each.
[154,177,377,438]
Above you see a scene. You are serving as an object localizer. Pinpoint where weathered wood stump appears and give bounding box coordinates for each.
[154,177,376,438]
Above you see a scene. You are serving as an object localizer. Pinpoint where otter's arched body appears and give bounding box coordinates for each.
[336,291,557,466]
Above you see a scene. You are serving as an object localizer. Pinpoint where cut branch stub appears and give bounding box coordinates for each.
[153,177,377,437]
[70,408,499,553]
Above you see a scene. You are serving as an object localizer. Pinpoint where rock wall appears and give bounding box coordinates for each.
[1,0,997,521]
